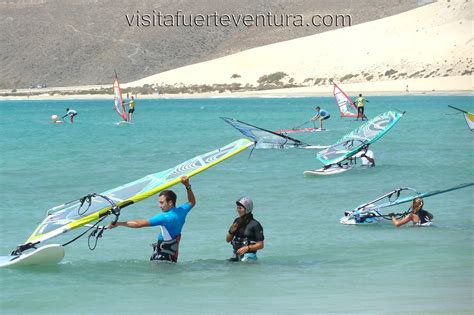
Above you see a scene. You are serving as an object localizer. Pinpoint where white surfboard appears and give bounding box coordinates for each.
[0,244,65,268]
[115,121,133,126]
[303,164,354,176]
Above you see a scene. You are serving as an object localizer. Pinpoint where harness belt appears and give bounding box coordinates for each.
[151,237,180,262]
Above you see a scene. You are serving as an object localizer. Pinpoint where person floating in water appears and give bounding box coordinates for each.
[310,106,330,129]
[226,197,264,262]
[108,176,195,263]
[389,197,433,227]
[62,108,78,123]
[126,96,136,122]
[354,94,368,121]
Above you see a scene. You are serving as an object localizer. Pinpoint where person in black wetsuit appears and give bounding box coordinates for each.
[390,197,433,227]
[226,197,264,262]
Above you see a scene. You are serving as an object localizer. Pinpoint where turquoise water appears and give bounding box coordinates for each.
[0,96,473,314]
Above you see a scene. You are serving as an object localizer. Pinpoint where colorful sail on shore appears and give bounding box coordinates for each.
[113,75,127,121]
[448,105,474,131]
[317,111,404,166]
[221,117,310,149]
[332,81,358,118]
[25,138,253,245]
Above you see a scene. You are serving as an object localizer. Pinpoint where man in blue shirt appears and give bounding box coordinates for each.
[61,108,78,123]
[310,106,330,129]
[108,176,196,262]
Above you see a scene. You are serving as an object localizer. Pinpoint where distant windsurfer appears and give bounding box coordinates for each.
[108,176,195,263]
[226,197,264,262]
[126,96,136,122]
[311,106,330,129]
[389,197,433,227]
[61,108,78,123]
[354,94,368,120]
[360,149,375,167]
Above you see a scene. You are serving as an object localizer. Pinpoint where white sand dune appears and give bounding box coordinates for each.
[125,0,473,94]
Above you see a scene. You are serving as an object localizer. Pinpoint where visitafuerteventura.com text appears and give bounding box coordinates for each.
[125,11,352,28]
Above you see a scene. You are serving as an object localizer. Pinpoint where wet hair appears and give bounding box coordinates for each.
[159,190,177,206]
[412,197,423,212]
[66,108,70,111]
[235,213,254,228]
[359,94,362,97]
[315,106,320,110]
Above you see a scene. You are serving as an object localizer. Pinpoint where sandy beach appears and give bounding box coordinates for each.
[1,0,472,100]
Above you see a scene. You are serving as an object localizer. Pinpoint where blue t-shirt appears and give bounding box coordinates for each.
[148,202,193,241]
[319,109,329,117]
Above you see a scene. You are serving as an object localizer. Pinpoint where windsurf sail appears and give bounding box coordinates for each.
[332,81,358,118]
[341,183,474,224]
[448,105,474,131]
[113,73,127,121]
[19,138,253,251]
[317,111,404,166]
[221,117,310,149]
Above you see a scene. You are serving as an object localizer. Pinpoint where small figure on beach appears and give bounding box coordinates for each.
[61,108,78,123]
[126,95,136,122]
[50,114,63,124]
[354,94,368,121]
[226,197,264,262]
[108,176,195,263]
[310,106,331,129]
[389,197,433,227]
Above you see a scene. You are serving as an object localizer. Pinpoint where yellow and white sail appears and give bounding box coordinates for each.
[26,138,253,245]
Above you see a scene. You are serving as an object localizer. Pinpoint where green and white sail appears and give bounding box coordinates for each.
[317,111,404,166]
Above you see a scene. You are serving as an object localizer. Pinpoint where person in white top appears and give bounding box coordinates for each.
[360,149,375,167]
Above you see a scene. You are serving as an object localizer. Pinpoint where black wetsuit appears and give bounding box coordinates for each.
[230,217,264,261]
[416,209,433,226]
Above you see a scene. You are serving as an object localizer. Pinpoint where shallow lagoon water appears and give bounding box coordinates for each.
[0,96,473,314]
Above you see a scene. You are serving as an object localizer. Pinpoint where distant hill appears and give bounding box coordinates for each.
[0,0,421,89]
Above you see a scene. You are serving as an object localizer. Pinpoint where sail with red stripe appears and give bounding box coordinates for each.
[333,81,358,118]
[113,76,127,121]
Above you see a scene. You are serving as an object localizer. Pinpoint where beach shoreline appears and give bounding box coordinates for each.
[1,76,472,101]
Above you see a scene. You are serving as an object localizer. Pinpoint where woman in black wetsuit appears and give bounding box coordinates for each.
[390,197,433,227]
[226,197,264,262]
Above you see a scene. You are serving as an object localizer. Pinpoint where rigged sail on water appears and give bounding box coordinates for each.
[341,183,474,225]
[221,117,310,149]
[448,105,474,131]
[332,81,358,118]
[317,111,404,166]
[16,138,253,252]
[113,74,127,122]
